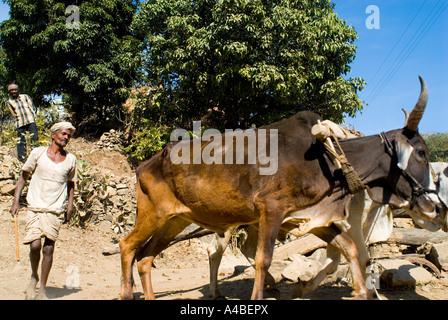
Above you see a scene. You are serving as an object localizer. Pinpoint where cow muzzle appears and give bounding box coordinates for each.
[411,196,448,232]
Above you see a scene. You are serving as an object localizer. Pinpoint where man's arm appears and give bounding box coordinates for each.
[10,171,30,217]
[6,101,17,119]
[65,181,75,223]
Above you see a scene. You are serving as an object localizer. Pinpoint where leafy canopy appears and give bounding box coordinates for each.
[0,0,143,131]
[423,132,448,163]
[133,0,366,130]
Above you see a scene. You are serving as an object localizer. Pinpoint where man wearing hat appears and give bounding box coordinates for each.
[6,83,39,162]
[10,122,77,299]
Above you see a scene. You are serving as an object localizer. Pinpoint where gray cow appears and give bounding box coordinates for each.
[206,162,448,299]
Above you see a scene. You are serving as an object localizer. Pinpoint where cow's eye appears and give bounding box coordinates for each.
[417,149,426,158]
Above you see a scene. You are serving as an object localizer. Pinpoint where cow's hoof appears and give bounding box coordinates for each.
[120,291,134,300]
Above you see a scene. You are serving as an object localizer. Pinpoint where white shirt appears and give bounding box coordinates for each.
[22,146,77,214]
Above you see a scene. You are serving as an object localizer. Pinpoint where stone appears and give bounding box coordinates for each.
[282,253,322,282]
[102,244,120,256]
[428,242,448,271]
[107,186,117,197]
[268,260,291,282]
[0,183,15,195]
[377,259,433,287]
[96,220,112,233]
[117,188,129,196]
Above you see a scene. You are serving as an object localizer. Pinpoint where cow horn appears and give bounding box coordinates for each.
[402,108,409,127]
[406,76,428,132]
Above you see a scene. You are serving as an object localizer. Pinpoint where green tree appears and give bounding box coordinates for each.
[422,132,448,162]
[132,0,365,130]
[0,0,143,131]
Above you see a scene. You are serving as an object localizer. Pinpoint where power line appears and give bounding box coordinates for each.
[369,1,448,104]
[366,0,428,87]
[365,0,447,104]
[365,0,440,102]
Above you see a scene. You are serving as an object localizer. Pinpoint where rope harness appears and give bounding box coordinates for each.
[311,120,365,194]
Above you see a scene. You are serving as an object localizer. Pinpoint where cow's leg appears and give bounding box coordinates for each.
[119,181,175,300]
[310,224,368,300]
[119,212,160,300]
[208,225,277,299]
[241,225,277,294]
[136,217,191,300]
[251,211,283,300]
[293,244,341,298]
[207,226,236,299]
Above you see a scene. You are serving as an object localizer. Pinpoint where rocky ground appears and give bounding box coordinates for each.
[1,133,448,301]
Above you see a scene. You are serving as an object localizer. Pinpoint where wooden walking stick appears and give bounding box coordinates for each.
[14,214,20,261]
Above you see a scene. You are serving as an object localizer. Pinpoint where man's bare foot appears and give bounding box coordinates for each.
[37,287,49,300]
[25,277,38,300]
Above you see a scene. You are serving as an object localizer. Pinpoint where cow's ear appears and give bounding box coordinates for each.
[366,185,405,208]
[394,134,414,171]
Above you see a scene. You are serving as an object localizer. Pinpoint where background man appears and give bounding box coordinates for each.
[6,83,39,162]
[10,122,77,300]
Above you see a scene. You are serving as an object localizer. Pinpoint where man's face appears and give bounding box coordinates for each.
[52,129,72,147]
[9,89,18,98]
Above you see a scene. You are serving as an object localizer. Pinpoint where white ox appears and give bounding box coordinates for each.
[205,162,448,299]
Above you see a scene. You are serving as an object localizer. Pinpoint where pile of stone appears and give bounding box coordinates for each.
[0,142,136,235]
[93,174,136,234]
[263,224,448,293]
[96,129,126,152]
[0,146,20,197]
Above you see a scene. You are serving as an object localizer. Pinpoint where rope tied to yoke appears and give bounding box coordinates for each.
[311,120,366,194]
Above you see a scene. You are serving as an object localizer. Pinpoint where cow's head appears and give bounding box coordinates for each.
[368,76,447,231]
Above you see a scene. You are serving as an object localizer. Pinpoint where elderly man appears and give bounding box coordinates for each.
[6,83,39,162]
[10,122,77,300]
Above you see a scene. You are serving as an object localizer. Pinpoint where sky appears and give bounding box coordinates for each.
[0,1,446,135]
[332,0,448,135]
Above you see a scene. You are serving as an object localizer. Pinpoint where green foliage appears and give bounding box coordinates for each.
[133,0,366,130]
[422,132,448,163]
[0,0,143,129]
[231,226,248,252]
[124,119,171,161]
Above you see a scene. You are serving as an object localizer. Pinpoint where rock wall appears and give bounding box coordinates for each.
[0,130,137,235]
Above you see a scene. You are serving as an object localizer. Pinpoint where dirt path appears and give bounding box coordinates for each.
[0,205,258,301]
[2,206,448,301]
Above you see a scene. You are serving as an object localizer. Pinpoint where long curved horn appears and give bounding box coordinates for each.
[406,76,428,132]
[402,108,409,127]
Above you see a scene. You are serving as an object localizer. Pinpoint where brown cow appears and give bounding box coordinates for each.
[119,76,445,300]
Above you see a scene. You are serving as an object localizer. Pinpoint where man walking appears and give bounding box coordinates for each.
[10,122,77,300]
[6,83,39,162]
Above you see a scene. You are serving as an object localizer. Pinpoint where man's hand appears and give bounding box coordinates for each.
[10,201,20,217]
[64,180,75,224]
[63,209,73,224]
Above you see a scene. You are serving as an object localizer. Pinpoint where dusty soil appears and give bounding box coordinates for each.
[1,139,448,301]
